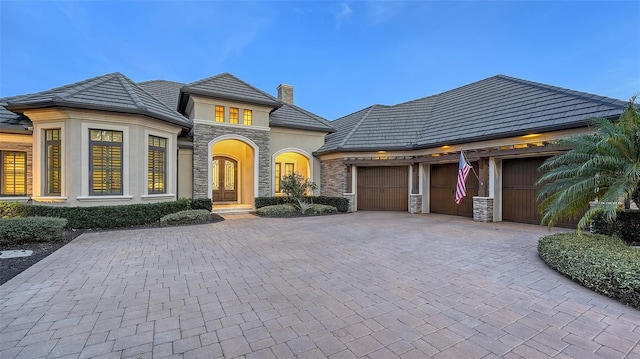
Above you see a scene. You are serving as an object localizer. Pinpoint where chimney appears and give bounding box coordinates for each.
[277,84,294,105]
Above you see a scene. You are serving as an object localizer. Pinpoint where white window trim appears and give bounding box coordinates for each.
[80,122,130,199]
[32,122,66,199]
[144,129,175,197]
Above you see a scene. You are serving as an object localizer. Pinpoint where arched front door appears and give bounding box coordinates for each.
[212,156,238,202]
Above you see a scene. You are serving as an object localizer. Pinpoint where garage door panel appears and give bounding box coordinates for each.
[502,157,581,228]
[429,162,478,217]
[357,167,408,211]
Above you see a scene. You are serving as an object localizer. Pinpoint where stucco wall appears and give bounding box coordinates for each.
[189,95,272,128]
[24,108,182,206]
[178,147,193,199]
[270,127,327,194]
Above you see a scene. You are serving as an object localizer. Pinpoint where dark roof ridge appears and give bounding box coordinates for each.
[338,105,377,148]
[495,74,628,108]
[117,74,148,111]
[138,79,185,85]
[186,72,280,102]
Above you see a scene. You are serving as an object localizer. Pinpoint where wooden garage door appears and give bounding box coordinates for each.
[503,157,580,228]
[430,162,479,217]
[357,166,408,211]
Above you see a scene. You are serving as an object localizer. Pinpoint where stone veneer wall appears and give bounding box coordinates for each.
[0,142,33,197]
[473,197,494,222]
[320,159,347,197]
[192,123,270,199]
[409,194,422,214]
[343,193,356,213]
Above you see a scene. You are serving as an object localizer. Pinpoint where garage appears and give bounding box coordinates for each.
[429,162,478,217]
[502,157,580,228]
[357,166,408,211]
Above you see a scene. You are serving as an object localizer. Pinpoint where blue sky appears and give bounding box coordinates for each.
[1,1,639,120]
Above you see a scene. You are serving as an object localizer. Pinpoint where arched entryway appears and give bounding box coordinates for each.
[209,135,258,206]
[272,149,312,195]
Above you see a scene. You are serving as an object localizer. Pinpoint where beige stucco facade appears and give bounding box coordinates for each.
[21,108,182,207]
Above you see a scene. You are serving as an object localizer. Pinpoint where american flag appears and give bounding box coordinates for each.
[455,152,471,205]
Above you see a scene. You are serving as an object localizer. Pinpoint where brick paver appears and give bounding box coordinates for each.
[1,212,639,358]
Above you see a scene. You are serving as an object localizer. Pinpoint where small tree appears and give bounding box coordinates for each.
[537,97,640,230]
[280,172,318,200]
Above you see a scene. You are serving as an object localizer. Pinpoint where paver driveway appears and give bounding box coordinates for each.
[1,212,639,359]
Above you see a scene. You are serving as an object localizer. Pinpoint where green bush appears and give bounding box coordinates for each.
[190,198,213,211]
[160,209,212,226]
[0,201,27,218]
[615,210,640,245]
[308,204,337,215]
[538,233,640,309]
[0,217,67,245]
[590,212,617,235]
[255,196,349,212]
[255,204,298,217]
[25,199,191,229]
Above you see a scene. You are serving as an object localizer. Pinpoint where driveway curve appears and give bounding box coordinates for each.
[1,212,638,359]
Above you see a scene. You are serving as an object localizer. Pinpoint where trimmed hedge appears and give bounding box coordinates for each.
[190,198,213,211]
[160,209,212,226]
[615,210,640,245]
[308,204,337,215]
[25,199,191,229]
[0,217,68,245]
[0,201,27,219]
[538,233,640,309]
[255,204,298,217]
[255,196,349,212]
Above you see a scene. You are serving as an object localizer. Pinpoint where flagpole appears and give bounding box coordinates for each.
[461,151,482,186]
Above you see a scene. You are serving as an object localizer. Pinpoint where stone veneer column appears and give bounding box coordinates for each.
[473,196,494,222]
[409,194,423,214]
[192,123,270,199]
[320,159,347,197]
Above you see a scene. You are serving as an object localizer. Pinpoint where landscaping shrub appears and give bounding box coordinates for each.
[0,217,67,245]
[308,204,337,215]
[590,212,617,235]
[160,209,212,226]
[255,204,297,217]
[538,233,640,309]
[0,201,27,219]
[25,199,191,229]
[614,210,640,245]
[255,196,349,212]
[190,198,213,211]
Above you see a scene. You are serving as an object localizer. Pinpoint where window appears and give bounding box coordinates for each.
[44,129,61,195]
[1,151,26,196]
[285,163,294,176]
[243,109,252,126]
[89,129,123,195]
[229,107,239,124]
[148,135,167,194]
[275,163,281,193]
[215,105,225,123]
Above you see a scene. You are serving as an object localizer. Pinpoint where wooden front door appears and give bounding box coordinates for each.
[212,156,238,202]
[429,162,478,217]
[357,166,408,211]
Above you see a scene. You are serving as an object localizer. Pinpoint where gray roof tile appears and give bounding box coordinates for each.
[318,75,628,154]
[138,80,184,111]
[4,73,191,129]
[270,102,334,133]
[180,73,281,108]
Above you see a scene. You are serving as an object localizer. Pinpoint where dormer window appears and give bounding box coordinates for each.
[215,105,224,123]
[243,109,252,126]
[229,108,239,124]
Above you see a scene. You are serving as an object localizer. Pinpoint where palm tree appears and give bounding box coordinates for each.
[537,97,640,230]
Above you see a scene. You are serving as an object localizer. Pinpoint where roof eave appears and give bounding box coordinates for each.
[181,87,283,109]
[270,123,336,134]
[7,101,192,130]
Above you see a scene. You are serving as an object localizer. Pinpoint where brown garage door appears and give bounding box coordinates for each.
[503,157,580,228]
[357,166,408,211]
[430,162,478,217]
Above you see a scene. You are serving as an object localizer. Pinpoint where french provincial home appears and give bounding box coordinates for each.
[0,72,628,227]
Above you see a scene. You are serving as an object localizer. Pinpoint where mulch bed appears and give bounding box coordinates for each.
[0,214,224,286]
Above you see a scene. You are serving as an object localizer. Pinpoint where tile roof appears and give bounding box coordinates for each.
[270,102,334,133]
[317,75,628,154]
[180,72,282,109]
[4,73,191,129]
[138,80,184,111]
